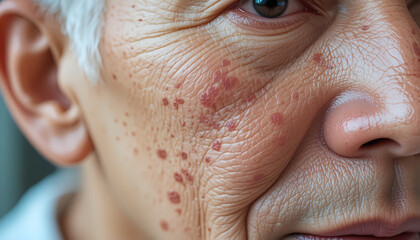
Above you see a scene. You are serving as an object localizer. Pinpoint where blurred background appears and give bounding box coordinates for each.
[0,94,56,219]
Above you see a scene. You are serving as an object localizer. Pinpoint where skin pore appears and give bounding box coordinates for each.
[1,0,420,239]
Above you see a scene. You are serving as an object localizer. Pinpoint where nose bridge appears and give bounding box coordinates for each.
[322,1,420,158]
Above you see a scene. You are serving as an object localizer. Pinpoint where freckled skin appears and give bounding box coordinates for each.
[68,1,420,240]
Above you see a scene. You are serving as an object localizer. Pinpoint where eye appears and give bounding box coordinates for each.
[239,0,307,19]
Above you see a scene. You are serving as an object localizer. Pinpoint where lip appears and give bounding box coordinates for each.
[317,219,420,237]
[287,219,420,240]
[293,232,419,240]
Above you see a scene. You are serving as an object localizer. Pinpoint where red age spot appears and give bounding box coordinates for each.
[312,53,333,69]
[181,169,193,182]
[200,87,219,109]
[361,25,370,31]
[131,132,136,137]
[413,42,420,57]
[271,113,284,126]
[181,152,188,160]
[175,82,182,88]
[138,18,143,22]
[205,157,211,163]
[131,5,136,8]
[221,59,231,67]
[168,190,181,204]
[222,77,239,90]
[160,220,169,231]
[115,136,120,141]
[174,172,183,183]
[212,140,222,151]
[176,209,182,215]
[157,149,167,159]
[176,98,185,104]
[226,121,237,131]
[122,121,127,127]
[162,98,170,106]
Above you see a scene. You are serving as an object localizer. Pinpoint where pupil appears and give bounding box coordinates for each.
[253,0,288,18]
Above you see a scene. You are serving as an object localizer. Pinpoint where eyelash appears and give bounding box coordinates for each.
[226,0,317,33]
[238,0,308,19]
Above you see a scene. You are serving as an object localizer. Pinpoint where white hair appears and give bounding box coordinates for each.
[33,0,105,84]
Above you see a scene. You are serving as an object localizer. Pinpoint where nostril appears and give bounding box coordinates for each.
[360,138,397,149]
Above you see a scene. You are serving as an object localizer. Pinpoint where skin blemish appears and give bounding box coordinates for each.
[200,115,220,129]
[200,67,240,109]
[176,209,182,215]
[173,99,184,110]
[138,18,143,22]
[162,98,169,106]
[112,74,117,80]
[181,169,193,182]
[125,112,130,117]
[157,149,167,159]
[133,148,139,155]
[115,137,120,141]
[312,53,333,69]
[361,25,370,31]
[271,113,284,126]
[212,140,222,151]
[168,190,181,204]
[200,87,219,109]
[174,172,183,184]
[222,77,239,90]
[221,59,231,67]
[181,152,188,160]
[160,220,169,231]
[131,132,136,137]
[226,121,237,131]
[413,42,420,57]
[122,121,127,127]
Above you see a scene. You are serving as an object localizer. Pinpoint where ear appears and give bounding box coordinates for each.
[0,0,93,166]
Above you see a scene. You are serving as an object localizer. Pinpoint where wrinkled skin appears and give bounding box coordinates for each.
[72,0,420,239]
[4,0,420,239]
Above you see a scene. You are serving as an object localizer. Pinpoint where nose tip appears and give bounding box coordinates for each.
[322,91,420,158]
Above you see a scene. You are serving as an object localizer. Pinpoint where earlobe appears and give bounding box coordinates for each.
[0,0,93,166]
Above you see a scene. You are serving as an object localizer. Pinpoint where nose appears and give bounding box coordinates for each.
[322,2,420,159]
[323,90,420,158]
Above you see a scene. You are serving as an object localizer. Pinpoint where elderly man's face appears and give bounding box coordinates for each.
[71,0,420,239]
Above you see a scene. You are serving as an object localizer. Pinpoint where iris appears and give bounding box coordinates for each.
[253,0,288,18]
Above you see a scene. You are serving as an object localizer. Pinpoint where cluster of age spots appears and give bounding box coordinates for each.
[159,151,194,232]
[199,59,240,110]
[162,97,185,110]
